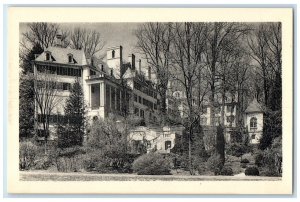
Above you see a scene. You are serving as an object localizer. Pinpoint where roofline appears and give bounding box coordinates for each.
[245,110,264,114]
[106,45,123,51]
[32,60,83,68]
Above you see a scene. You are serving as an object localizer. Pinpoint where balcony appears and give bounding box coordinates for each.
[86,73,105,80]
[91,106,100,110]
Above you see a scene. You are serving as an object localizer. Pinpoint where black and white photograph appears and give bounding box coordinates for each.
[7,7,293,194]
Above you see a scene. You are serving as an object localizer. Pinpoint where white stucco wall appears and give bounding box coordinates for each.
[245,112,264,144]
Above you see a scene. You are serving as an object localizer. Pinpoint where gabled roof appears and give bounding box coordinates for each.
[35,46,87,65]
[245,99,264,113]
[86,55,111,74]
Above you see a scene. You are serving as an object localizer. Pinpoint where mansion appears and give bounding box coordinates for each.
[32,35,264,153]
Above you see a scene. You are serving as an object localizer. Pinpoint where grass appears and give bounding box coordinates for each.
[20,171,281,181]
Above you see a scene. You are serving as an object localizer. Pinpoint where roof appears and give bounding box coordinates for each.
[35,46,87,65]
[245,99,264,113]
[86,55,110,74]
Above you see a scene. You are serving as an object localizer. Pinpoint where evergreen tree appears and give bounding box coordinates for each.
[259,110,282,150]
[58,78,86,148]
[215,125,225,165]
[19,43,43,139]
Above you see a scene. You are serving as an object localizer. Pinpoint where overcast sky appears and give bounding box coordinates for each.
[20,22,144,62]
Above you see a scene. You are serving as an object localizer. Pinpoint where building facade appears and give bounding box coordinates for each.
[31,36,263,148]
[32,40,160,141]
[244,99,264,144]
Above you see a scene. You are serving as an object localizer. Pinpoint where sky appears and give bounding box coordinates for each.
[20,22,144,63]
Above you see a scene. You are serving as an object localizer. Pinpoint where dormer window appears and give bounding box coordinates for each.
[112,50,115,58]
[45,52,51,61]
[68,54,73,63]
[250,117,257,128]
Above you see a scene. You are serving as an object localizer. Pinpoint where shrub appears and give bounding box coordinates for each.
[241,163,247,168]
[197,162,208,175]
[33,155,53,170]
[82,149,138,173]
[245,166,259,176]
[260,167,281,177]
[254,152,264,167]
[132,153,172,175]
[19,141,39,170]
[56,146,86,172]
[259,148,282,176]
[241,158,250,163]
[227,143,251,159]
[206,153,223,175]
[219,167,234,176]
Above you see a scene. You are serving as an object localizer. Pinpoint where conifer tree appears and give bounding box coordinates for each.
[19,43,43,139]
[58,77,86,148]
[215,125,225,165]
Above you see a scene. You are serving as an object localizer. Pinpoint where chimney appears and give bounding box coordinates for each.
[91,58,94,66]
[55,33,62,47]
[128,54,135,70]
[148,66,151,80]
[138,59,142,74]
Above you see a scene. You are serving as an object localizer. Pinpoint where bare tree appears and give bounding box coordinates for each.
[22,23,69,50]
[247,23,272,107]
[135,23,173,119]
[203,22,248,126]
[170,22,209,175]
[31,71,63,153]
[70,27,105,56]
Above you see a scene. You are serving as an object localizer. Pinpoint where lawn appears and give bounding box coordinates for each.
[20,170,281,181]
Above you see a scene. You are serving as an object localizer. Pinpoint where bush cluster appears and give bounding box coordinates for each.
[219,167,234,176]
[241,158,250,163]
[205,153,224,175]
[56,146,86,172]
[82,149,138,173]
[132,153,172,175]
[254,148,282,177]
[245,166,259,176]
[19,141,58,170]
[19,141,39,170]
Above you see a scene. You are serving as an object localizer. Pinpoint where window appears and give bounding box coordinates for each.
[50,66,56,74]
[93,116,98,122]
[68,54,73,63]
[251,134,256,139]
[226,115,235,123]
[46,52,51,61]
[214,117,221,126]
[200,118,207,125]
[215,106,221,114]
[174,92,180,98]
[91,86,95,93]
[134,108,139,116]
[106,85,111,110]
[138,96,142,104]
[192,99,196,106]
[140,109,144,118]
[165,141,172,150]
[134,94,137,102]
[90,70,96,76]
[227,105,233,113]
[63,83,70,91]
[202,106,207,114]
[250,117,257,128]
[112,50,115,58]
